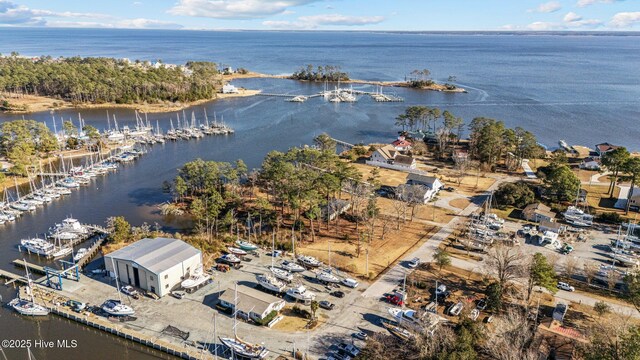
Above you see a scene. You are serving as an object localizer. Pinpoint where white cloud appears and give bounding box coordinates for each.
[577,0,621,7]
[132,1,143,5]
[297,14,384,26]
[168,0,320,19]
[117,18,184,29]
[263,13,384,29]
[528,1,562,13]
[563,12,582,22]
[526,21,559,30]
[609,12,640,28]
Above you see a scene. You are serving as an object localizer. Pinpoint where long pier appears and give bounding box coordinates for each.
[12,259,46,274]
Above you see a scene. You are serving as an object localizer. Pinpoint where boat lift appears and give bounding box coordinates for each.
[44,260,80,290]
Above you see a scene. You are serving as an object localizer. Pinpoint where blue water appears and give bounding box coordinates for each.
[1,28,639,149]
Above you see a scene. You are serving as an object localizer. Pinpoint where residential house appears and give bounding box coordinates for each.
[391,136,412,152]
[595,143,620,158]
[366,144,417,170]
[218,285,285,322]
[627,189,640,211]
[522,203,556,223]
[222,83,239,94]
[406,173,444,192]
[452,149,469,164]
[396,184,436,204]
[539,220,565,234]
[579,157,601,170]
[322,199,351,221]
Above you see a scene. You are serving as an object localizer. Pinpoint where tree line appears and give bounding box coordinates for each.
[0,54,222,105]
[290,64,350,82]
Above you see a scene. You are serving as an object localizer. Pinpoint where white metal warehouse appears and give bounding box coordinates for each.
[104,237,202,297]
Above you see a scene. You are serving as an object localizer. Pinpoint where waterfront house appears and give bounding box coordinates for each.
[391,136,412,152]
[322,199,351,221]
[105,237,202,297]
[366,144,417,170]
[595,143,620,157]
[539,220,565,235]
[218,285,285,322]
[579,157,601,170]
[522,203,556,223]
[406,173,444,192]
[222,83,239,94]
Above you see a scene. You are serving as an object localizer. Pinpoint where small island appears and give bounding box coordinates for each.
[289,64,350,82]
[0,54,259,113]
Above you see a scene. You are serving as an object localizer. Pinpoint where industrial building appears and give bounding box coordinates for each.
[104,237,202,297]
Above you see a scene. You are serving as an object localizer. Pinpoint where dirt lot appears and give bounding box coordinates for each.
[449,198,471,210]
[299,216,439,279]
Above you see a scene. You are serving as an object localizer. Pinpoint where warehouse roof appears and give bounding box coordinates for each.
[105,237,201,275]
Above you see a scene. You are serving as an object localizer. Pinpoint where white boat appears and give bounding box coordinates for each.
[236,240,258,251]
[219,337,269,359]
[20,238,55,256]
[73,248,88,262]
[50,217,90,236]
[9,263,49,316]
[448,302,464,316]
[9,298,49,316]
[51,246,73,259]
[101,299,135,316]
[316,269,340,284]
[53,186,72,195]
[281,260,305,273]
[227,247,247,256]
[286,285,316,302]
[57,178,80,188]
[564,206,593,227]
[297,255,322,268]
[611,253,639,267]
[269,267,293,282]
[10,201,35,212]
[181,266,211,290]
[220,253,241,264]
[257,273,286,293]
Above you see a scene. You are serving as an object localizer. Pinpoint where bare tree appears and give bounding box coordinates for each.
[485,244,525,289]
[483,308,539,360]
[583,261,599,286]
[563,256,581,281]
[392,192,409,230]
[379,214,393,240]
[606,270,620,293]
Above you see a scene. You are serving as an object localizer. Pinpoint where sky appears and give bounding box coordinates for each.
[0,0,638,31]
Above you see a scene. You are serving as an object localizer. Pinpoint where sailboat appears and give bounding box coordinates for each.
[236,240,258,251]
[268,233,293,282]
[219,283,269,359]
[102,258,135,316]
[9,260,49,316]
[316,241,340,283]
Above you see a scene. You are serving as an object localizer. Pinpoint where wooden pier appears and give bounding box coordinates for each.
[0,269,27,285]
[12,259,46,274]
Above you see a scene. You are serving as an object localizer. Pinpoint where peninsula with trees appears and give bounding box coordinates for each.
[0,53,259,113]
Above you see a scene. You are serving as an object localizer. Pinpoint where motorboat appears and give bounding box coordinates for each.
[219,337,269,359]
[297,255,322,268]
[101,299,135,316]
[219,253,241,264]
[51,245,73,259]
[388,307,420,324]
[227,247,248,256]
[563,206,593,227]
[236,240,258,251]
[448,302,464,316]
[269,267,293,282]
[281,260,305,273]
[257,273,286,293]
[50,217,90,236]
[381,320,412,341]
[316,269,340,284]
[57,178,80,188]
[181,266,211,290]
[53,186,72,195]
[20,238,55,257]
[286,285,316,301]
[73,248,88,262]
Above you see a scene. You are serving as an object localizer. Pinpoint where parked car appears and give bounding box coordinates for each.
[353,332,368,340]
[337,343,360,357]
[170,291,186,299]
[342,278,359,288]
[408,257,420,268]
[319,300,335,310]
[331,291,345,298]
[435,284,447,295]
[476,298,488,310]
[121,285,139,298]
[65,300,87,312]
[557,282,575,292]
[560,244,574,254]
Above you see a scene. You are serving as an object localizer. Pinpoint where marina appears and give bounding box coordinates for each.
[257,84,404,103]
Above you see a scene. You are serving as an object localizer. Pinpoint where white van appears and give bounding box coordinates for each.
[557,282,575,292]
[342,278,359,288]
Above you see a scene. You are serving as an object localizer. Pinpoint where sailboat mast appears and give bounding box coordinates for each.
[111,257,123,302]
[233,282,238,338]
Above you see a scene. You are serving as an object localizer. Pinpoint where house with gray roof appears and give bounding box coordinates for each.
[104,237,202,297]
